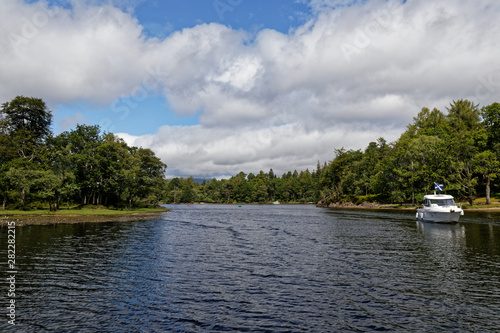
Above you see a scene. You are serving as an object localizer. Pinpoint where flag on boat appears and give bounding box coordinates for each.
[434,182,444,191]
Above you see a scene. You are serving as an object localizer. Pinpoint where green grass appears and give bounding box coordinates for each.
[454,197,500,209]
[1,207,169,216]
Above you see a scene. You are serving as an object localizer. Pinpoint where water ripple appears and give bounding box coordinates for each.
[1,205,500,332]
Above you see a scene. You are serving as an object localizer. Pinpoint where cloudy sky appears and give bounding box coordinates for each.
[1,0,499,178]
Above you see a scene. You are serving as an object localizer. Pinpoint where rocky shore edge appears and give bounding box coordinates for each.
[317,201,396,209]
[317,201,500,211]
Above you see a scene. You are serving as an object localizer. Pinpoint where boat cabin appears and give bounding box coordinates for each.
[423,195,456,207]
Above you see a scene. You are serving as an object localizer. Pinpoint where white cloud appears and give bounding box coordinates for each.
[1,0,147,105]
[212,56,263,91]
[117,122,402,178]
[2,0,500,178]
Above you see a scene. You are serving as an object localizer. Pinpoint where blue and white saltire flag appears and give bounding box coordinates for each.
[434,182,444,191]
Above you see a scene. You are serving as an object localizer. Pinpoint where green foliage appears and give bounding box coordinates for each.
[1,96,52,141]
[163,167,324,204]
[482,102,500,152]
[1,96,52,164]
[1,96,167,211]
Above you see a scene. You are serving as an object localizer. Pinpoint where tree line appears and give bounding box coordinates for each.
[164,168,324,204]
[2,96,499,209]
[1,96,166,210]
[165,100,500,206]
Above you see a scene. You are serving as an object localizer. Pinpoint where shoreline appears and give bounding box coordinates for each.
[0,211,167,226]
[317,202,500,212]
[324,206,500,212]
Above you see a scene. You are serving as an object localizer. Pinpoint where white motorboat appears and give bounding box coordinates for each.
[416,193,464,223]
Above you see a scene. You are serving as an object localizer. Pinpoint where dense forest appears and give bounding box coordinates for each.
[165,99,500,206]
[1,96,166,210]
[1,96,499,209]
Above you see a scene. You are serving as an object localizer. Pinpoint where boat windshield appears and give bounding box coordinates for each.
[430,199,455,206]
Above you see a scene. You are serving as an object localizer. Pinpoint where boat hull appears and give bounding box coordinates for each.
[416,210,462,223]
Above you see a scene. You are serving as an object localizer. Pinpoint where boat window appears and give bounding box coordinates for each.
[430,199,455,206]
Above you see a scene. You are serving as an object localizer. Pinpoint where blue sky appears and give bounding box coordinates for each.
[2,0,500,178]
[135,1,311,37]
[55,95,200,135]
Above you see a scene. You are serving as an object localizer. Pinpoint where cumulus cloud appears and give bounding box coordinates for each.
[1,0,500,178]
[1,0,147,105]
[117,122,402,178]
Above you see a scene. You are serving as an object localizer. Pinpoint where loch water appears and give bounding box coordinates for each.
[1,204,500,332]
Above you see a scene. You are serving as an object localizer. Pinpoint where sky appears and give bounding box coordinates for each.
[1,0,500,178]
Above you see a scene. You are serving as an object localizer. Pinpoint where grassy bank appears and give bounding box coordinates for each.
[461,197,500,210]
[2,206,169,216]
[0,206,170,226]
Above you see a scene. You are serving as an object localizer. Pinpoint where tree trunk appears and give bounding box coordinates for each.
[486,176,491,205]
[411,161,415,205]
[21,188,26,210]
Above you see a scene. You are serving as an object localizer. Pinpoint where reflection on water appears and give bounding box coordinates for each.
[416,220,466,243]
[1,205,500,332]
[416,221,467,270]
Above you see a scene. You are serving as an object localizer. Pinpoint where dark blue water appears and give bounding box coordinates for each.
[1,205,500,332]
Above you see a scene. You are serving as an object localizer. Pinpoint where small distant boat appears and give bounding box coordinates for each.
[416,193,464,223]
[272,201,280,205]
